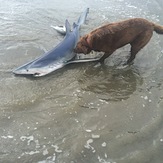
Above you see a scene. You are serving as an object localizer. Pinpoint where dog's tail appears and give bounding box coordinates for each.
[153,23,163,34]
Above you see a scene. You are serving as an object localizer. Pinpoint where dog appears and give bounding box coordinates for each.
[74,18,163,64]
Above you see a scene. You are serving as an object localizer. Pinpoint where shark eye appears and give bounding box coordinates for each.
[26,69,29,72]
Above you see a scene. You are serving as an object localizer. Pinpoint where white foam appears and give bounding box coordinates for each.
[101,142,107,147]
[84,139,96,153]
[92,134,100,139]
[43,149,49,155]
[20,135,34,145]
[1,135,13,139]
[51,145,62,153]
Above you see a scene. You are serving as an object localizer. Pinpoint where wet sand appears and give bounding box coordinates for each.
[0,0,163,162]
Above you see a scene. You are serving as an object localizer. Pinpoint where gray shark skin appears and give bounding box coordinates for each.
[52,7,89,35]
[13,8,102,77]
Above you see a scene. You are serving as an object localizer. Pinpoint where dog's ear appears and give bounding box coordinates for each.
[82,36,90,46]
[83,35,92,54]
[81,46,91,54]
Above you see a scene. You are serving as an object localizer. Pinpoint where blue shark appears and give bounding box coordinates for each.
[13,8,102,77]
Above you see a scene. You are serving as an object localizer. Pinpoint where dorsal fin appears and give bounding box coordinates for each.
[65,19,71,35]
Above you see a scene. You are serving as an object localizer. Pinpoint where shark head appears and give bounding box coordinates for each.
[13,62,65,77]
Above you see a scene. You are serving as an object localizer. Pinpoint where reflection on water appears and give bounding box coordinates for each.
[0,0,163,163]
[79,65,142,101]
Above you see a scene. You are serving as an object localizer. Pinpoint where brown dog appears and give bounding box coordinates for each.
[74,18,163,64]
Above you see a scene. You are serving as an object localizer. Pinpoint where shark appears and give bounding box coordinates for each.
[13,8,102,77]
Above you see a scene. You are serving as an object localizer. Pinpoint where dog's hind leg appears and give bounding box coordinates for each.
[127,30,153,64]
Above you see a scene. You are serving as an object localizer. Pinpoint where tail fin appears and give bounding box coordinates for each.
[153,23,163,34]
[76,8,89,26]
[65,19,71,35]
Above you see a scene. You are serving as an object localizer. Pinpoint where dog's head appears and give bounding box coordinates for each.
[74,35,92,54]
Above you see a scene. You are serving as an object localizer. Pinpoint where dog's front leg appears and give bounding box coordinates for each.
[99,51,114,63]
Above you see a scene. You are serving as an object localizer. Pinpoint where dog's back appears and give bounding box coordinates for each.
[87,18,153,51]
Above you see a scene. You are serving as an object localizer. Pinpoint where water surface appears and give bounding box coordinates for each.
[0,0,163,162]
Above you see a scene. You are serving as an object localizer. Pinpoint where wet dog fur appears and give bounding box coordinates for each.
[74,18,163,64]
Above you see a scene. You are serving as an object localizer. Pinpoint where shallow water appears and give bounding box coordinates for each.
[0,0,163,163]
